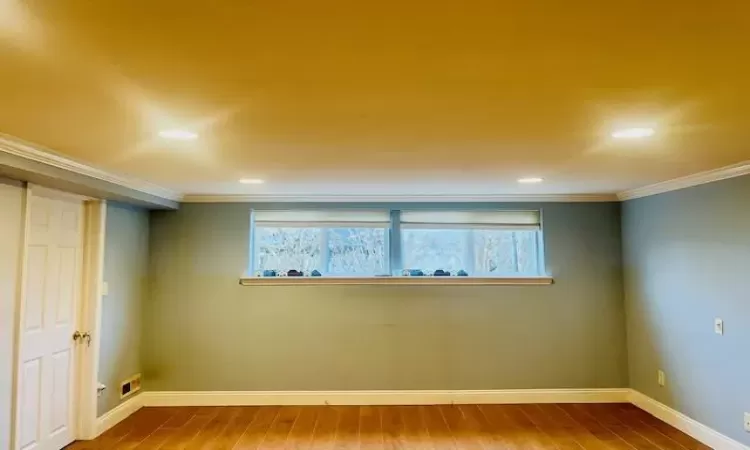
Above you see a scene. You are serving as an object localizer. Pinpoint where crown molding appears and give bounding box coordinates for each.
[5,132,747,205]
[182,193,619,203]
[0,134,182,202]
[617,161,750,201]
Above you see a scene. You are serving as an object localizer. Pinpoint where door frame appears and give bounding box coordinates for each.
[77,199,107,439]
[10,184,107,447]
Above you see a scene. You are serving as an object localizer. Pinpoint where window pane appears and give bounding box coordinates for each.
[473,229,515,274]
[402,229,469,272]
[402,228,540,275]
[473,230,538,275]
[514,230,539,274]
[327,228,387,275]
[254,227,322,272]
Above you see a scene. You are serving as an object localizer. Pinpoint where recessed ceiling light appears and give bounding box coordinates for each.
[611,127,655,139]
[518,177,543,184]
[158,129,198,140]
[239,178,264,185]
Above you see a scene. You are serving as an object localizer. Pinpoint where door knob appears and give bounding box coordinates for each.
[72,331,82,342]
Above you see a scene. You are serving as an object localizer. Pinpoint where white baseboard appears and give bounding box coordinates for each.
[140,388,630,407]
[94,393,144,437]
[629,390,749,450]
[97,388,748,450]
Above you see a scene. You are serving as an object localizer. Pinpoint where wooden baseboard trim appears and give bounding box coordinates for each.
[140,388,630,407]
[629,390,749,450]
[94,394,144,438]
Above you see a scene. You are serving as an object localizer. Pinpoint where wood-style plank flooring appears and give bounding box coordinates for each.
[66,403,711,449]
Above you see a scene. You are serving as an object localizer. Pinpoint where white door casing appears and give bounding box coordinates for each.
[0,179,24,450]
[15,187,84,450]
[77,200,107,440]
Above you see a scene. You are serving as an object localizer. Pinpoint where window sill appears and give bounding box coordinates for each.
[238,276,553,286]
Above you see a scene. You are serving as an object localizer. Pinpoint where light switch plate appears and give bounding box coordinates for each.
[657,370,666,387]
[714,318,724,335]
[102,281,109,296]
[744,412,750,432]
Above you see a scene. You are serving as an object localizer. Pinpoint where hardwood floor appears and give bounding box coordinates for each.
[66,403,711,449]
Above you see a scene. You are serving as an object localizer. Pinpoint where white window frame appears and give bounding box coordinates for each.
[250,210,392,277]
[245,208,552,285]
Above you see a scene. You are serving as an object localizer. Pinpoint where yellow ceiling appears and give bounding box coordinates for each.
[1,0,749,196]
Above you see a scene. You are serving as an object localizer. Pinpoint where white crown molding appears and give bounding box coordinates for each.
[617,161,750,201]
[5,132,748,204]
[0,134,182,202]
[182,193,619,203]
[629,390,749,450]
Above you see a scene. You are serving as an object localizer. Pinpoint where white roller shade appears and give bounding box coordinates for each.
[400,210,540,230]
[253,210,391,228]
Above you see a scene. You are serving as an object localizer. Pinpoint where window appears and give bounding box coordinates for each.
[400,210,542,276]
[250,209,544,277]
[252,210,391,276]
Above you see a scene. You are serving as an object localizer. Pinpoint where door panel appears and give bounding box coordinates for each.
[60,211,78,234]
[23,246,47,332]
[56,248,77,324]
[50,350,70,434]
[16,189,83,450]
[19,358,41,449]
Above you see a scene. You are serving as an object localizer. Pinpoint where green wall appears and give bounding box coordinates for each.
[98,203,150,416]
[144,202,628,391]
[622,175,750,446]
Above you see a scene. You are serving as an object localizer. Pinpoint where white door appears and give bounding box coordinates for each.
[16,188,83,450]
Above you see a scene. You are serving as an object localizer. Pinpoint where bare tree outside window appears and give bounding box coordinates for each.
[254,227,322,273]
[474,229,538,274]
[328,228,387,275]
[251,210,542,276]
[402,229,468,272]
[403,229,538,275]
[254,227,387,275]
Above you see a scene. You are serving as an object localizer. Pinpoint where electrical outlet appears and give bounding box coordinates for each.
[744,412,750,432]
[120,373,142,399]
[657,370,666,387]
[714,318,724,335]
